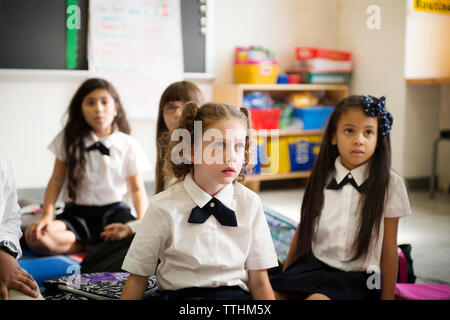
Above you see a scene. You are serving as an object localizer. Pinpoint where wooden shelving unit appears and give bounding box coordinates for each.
[213,83,349,192]
[405,78,450,85]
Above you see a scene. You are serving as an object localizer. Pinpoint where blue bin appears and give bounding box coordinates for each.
[291,106,334,130]
[288,136,321,172]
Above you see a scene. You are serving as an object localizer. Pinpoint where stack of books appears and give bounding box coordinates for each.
[286,47,353,84]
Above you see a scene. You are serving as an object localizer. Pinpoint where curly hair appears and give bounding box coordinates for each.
[162,102,252,184]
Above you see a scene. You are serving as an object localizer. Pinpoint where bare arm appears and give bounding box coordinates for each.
[120,273,148,300]
[25,158,66,241]
[380,217,399,300]
[42,159,67,219]
[126,174,148,220]
[248,269,275,300]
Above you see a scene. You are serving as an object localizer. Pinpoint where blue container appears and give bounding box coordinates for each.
[277,74,289,84]
[288,136,321,172]
[291,106,334,130]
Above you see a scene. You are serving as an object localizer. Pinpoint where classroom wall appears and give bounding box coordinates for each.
[2,0,446,191]
[0,0,338,190]
[404,1,450,79]
[0,74,159,189]
[403,0,450,189]
[336,0,407,175]
[439,85,450,190]
[213,0,338,84]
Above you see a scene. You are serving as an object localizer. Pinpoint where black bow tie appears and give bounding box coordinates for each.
[327,173,367,193]
[86,141,110,156]
[188,198,238,227]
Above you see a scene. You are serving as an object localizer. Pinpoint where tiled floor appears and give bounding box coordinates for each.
[259,187,450,285]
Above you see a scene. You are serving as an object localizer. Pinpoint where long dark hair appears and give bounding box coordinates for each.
[284,95,392,270]
[64,78,130,202]
[155,81,204,194]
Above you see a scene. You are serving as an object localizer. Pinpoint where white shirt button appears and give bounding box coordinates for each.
[348,173,353,179]
[211,281,219,287]
[210,202,215,208]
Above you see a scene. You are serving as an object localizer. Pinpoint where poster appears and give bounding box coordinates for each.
[89,0,184,119]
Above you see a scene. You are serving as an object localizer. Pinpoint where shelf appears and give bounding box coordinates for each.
[405,78,450,85]
[219,83,349,91]
[244,170,311,182]
[213,83,346,193]
[252,129,324,137]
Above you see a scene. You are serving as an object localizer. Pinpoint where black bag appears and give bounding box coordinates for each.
[397,243,416,283]
[80,235,135,273]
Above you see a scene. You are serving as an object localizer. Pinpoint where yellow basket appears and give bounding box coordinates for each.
[234,61,278,84]
[260,136,290,175]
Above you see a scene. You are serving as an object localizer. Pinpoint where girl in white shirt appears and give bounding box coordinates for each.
[270,95,411,300]
[121,102,278,300]
[100,81,204,241]
[24,78,150,255]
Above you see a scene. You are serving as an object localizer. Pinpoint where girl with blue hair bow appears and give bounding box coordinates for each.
[270,95,412,300]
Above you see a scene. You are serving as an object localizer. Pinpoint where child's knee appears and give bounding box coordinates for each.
[305,293,331,300]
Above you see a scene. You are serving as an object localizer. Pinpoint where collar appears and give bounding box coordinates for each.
[84,130,119,149]
[183,172,235,211]
[334,156,370,187]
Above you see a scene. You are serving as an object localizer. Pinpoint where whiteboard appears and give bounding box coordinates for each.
[88,0,184,119]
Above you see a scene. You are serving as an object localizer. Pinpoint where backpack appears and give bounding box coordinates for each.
[397,243,416,284]
[80,235,135,273]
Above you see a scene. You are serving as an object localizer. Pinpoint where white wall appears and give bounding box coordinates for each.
[337,0,407,175]
[404,1,450,79]
[213,0,338,84]
[0,0,338,189]
[438,85,450,190]
[403,0,450,189]
[3,0,446,190]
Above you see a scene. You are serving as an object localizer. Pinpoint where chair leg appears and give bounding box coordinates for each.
[430,138,440,198]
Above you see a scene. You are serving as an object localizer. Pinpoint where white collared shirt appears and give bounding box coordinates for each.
[312,156,412,272]
[0,151,22,258]
[48,130,150,206]
[122,173,278,291]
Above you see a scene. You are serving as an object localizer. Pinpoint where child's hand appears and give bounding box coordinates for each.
[0,250,40,300]
[25,216,52,242]
[101,223,132,242]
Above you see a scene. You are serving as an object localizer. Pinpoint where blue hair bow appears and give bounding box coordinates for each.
[363,95,393,136]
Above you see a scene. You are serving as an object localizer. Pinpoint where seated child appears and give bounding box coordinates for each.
[121,102,278,300]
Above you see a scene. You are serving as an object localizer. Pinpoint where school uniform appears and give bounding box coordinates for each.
[122,172,279,300]
[270,156,412,300]
[0,151,22,258]
[127,175,177,234]
[48,130,150,244]
[0,151,45,300]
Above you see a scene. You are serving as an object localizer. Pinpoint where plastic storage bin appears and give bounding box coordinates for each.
[259,136,290,175]
[250,108,282,130]
[235,60,279,84]
[288,135,322,172]
[291,106,334,130]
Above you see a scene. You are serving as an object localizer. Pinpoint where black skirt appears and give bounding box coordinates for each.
[270,254,381,300]
[159,286,251,301]
[55,201,136,244]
